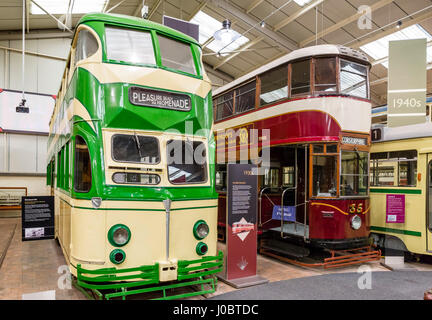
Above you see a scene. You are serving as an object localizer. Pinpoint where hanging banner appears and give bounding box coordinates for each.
[388,39,426,127]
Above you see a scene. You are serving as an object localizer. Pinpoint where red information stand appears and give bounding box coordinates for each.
[218,164,268,288]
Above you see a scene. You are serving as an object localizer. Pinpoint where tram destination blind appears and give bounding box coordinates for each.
[21,196,54,241]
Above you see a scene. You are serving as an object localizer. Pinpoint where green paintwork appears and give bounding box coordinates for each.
[109,249,126,264]
[370,188,422,195]
[195,242,208,256]
[75,251,223,300]
[370,226,422,237]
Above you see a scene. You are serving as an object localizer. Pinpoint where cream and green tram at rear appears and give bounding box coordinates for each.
[46,13,222,300]
[370,119,432,257]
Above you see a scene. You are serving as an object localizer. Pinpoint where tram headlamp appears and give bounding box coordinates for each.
[193,220,209,240]
[351,215,362,230]
[108,224,131,247]
[110,249,126,264]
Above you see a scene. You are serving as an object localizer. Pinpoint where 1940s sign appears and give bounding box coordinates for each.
[129,86,191,111]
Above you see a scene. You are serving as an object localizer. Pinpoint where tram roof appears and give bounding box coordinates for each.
[77,13,200,46]
[213,44,370,96]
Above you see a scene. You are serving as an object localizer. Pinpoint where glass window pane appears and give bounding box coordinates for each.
[312,155,337,197]
[215,92,234,120]
[313,145,324,153]
[291,60,310,96]
[112,134,160,164]
[74,136,91,193]
[314,58,337,93]
[75,29,98,63]
[260,65,288,105]
[399,161,417,186]
[376,162,395,186]
[158,35,196,75]
[235,81,256,114]
[340,151,369,196]
[106,27,155,65]
[341,60,367,75]
[327,144,338,153]
[167,140,207,184]
[340,59,368,99]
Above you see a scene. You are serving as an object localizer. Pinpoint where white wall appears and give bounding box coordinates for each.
[0,176,50,196]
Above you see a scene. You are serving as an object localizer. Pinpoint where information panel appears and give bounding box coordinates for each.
[21,196,54,241]
[386,194,405,224]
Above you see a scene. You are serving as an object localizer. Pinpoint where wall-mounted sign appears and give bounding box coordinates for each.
[386,194,405,223]
[342,136,367,145]
[22,196,54,241]
[371,128,382,142]
[129,87,191,111]
[272,205,296,222]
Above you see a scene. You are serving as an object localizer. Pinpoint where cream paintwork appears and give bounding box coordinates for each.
[370,137,432,255]
[54,190,218,278]
[102,128,211,188]
[81,63,212,99]
[214,97,371,134]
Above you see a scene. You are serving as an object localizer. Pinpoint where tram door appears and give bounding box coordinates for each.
[427,157,432,252]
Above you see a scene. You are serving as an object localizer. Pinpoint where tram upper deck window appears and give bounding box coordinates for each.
[214,92,234,121]
[112,134,160,164]
[105,26,156,66]
[157,35,197,75]
[291,60,310,96]
[340,151,368,196]
[74,136,92,193]
[75,29,98,64]
[235,81,256,114]
[259,65,288,106]
[314,57,337,93]
[167,140,207,184]
[340,59,368,99]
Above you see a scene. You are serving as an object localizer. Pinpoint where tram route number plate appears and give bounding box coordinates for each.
[129,86,191,111]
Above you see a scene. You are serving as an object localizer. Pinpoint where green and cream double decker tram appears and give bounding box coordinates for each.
[46,13,222,300]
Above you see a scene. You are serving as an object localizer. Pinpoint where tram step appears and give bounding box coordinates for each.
[261,239,310,258]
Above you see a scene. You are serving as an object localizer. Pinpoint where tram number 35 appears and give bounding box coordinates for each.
[349,203,363,214]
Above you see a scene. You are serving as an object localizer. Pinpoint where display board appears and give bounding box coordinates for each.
[21,196,54,241]
[163,15,199,42]
[0,89,55,133]
[388,39,426,127]
[386,194,405,224]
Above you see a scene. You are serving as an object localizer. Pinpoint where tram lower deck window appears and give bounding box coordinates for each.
[312,156,337,197]
[340,151,369,196]
[167,140,207,184]
[112,134,160,164]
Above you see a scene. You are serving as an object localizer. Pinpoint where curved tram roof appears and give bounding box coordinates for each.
[214,44,370,96]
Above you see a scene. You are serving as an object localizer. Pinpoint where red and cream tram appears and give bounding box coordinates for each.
[213,44,381,268]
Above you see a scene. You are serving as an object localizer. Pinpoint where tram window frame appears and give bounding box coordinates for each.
[291,59,311,97]
[314,57,337,94]
[340,150,369,197]
[310,144,339,198]
[370,150,417,187]
[214,91,234,121]
[166,140,208,185]
[111,134,160,165]
[339,58,369,100]
[262,167,280,190]
[74,28,99,65]
[235,80,256,114]
[282,166,295,188]
[105,25,156,67]
[259,64,288,106]
[74,135,92,193]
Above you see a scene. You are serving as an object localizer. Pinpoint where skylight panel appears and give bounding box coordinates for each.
[190,11,221,44]
[293,0,313,6]
[31,0,107,15]
[360,24,432,68]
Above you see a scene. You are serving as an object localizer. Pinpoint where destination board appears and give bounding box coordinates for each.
[129,87,191,111]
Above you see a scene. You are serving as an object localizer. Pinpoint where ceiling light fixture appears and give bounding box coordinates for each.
[214,19,236,45]
[260,21,266,28]
[396,21,402,29]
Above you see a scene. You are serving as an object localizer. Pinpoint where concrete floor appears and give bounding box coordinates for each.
[1,216,432,300]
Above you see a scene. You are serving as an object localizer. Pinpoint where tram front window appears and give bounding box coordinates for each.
[112,134,160,164]
[167,140,207,184]
[312,156,337,197]
[340,151,368,196]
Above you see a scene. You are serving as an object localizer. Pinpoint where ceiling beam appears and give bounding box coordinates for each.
[0,29,73,40]
[299,0,394,47]
[148,0,162,19]
[351,10,432,49]
[246,0,265,14]
[213,36,263,70]
[207,1,298,52]
[235,51,287,78]
[187,0,207,21]
[30,0,73,33]
[274,0,325,32]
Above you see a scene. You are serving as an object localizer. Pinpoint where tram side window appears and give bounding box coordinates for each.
[235,81,256,114]
[262,168,280,190]
[282,166,295,188]
[291,60,310,96]
[75,29,98,63]
[259,65,288,106]
[105,26,155,66]
[214,92,234,121]
[340,59,368,99]
[167,140,207,184]
[370,150,417,187]
[314,58,337,93]
[312,145,337,197]
[158,35,197,75]
[340,151,368,196]
[74,136,92,193]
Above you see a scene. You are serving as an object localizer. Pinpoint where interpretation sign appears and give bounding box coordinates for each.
[388,39,426,127]
[21,196,54,241]
[129,87,191,111]
[386,194,405,224]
